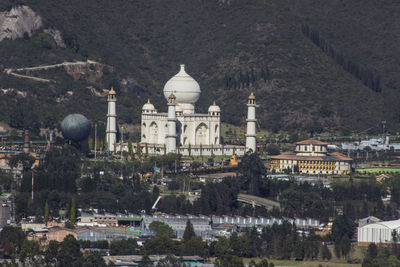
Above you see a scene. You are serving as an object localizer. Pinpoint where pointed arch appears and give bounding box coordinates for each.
[195,123,209,145]
[149,122,158,144]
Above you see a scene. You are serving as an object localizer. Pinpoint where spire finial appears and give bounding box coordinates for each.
[169,91,176,99]
[147,98,151,104]
[180,64,185,72]
[168,91,176,104]
[212,100,216,106]
[109,87,116,95]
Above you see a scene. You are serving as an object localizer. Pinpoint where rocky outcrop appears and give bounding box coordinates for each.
[64,61,114,84]
[0,5,42,42]
[43,28,66,48]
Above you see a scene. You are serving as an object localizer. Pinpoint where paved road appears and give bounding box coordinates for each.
[4,60,100,83]
[0,205,11,228]
[237,193,280,210]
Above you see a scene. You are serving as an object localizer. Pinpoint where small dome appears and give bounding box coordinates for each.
[208,101,221,113]
[163,64,201,104]
[142,99,156,111]
[109,87,116,95]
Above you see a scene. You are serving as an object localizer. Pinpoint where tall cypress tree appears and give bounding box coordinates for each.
[183,220,196,242]
[70,197,76,223]
[44,200,49,223]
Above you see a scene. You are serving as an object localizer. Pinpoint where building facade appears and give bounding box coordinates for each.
[270,138,353,175]
[136,64,256,156]
[141,65,222,147]
[141,214,212,239]
[358,219,400,246]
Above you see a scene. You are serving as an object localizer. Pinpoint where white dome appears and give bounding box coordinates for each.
[208,102,221,113]
[142,99,156,111]
[163,64,201,104]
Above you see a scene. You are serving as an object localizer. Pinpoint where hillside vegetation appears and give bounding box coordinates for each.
[0,0,398,135]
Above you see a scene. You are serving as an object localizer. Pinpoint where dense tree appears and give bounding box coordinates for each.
[35,147,80,193]
[332,215,355,258]
[238,152,265,195]
[301,23,381,93]
[321,243,332,260]
[0,171,12,192]
[144,236,179,255]
[180,236,207,257]
[214,236,231,257]
[265,144,280,155]
[367,243,378,259]
[44,240,60,266]
[0,226,25,257]
[109,239,139,255]
[183,220,195,242]
[57,235,82,266]
[215,255,243,267]
[229,233,243,257]
[149,221,175,238]
[44,200,49,223]
[19,239,40,266]
[81,252,107,267]
[293,238,304,260]
[69,197,76,223]
[303,231,321,260]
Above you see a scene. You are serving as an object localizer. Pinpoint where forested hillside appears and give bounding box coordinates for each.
[0,0,398,135]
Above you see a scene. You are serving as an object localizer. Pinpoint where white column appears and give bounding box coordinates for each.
[167,93,177,153]
[106,88,117,152]
[246,92,257,153]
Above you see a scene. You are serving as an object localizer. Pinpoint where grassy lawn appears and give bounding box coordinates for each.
[241,244,364,267]
[242,258,361,267]
[356,168,400,173]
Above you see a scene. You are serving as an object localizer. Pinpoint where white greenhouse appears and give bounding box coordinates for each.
[358,219,400,246]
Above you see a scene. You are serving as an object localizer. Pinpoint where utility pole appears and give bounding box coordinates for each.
[94,123,97,159]
[120,126,124,159]
[31,171,34,201]
[382,120,386,136]
[12,170,16,224]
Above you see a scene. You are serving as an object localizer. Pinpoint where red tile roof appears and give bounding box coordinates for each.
[271,152,352,162]
[295,138,328,145]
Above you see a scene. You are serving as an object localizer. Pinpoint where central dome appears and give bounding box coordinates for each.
[163,64,201,104]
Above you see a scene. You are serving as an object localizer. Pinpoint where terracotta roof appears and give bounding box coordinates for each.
[295,138,328,145]
[271,154,325,161]
[329,152,353,161]
[271,152,352,162]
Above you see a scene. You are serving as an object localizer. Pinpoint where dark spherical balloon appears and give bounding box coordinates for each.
[60,114,91,142]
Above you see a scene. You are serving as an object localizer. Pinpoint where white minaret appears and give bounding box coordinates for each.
[106,87,117,152]
[246,92,257,153]
[166,92,177,153]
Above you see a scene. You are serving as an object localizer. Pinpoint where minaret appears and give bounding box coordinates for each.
[245,92,257,153]
[166,92,177,154]
[106,87,117,152]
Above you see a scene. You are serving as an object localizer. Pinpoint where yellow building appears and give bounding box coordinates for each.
[270,138,352,175]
